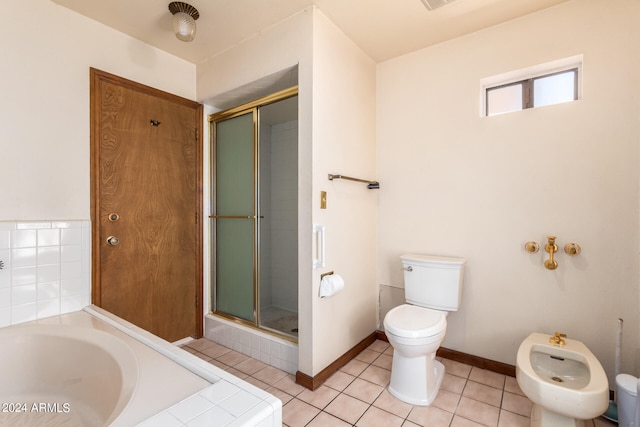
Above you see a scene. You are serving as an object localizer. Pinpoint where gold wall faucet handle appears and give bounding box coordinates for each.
[549,332,567,345]
[564,243,581,256]
[524,241,540,253]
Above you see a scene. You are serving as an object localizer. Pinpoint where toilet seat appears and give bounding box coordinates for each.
[384,304,446,339]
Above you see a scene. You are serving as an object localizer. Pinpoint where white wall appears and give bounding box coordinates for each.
[311,11,378,374]
[377,0,640,386]
[0,0,196,221]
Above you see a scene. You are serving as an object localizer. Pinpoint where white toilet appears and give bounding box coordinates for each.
[383,254,465,406]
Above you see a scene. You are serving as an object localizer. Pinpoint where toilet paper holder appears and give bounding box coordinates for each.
[320,271,335,280]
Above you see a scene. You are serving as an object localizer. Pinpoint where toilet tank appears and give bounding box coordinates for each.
[401,254,466,311]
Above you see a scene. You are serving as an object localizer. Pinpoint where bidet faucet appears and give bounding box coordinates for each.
[544,236,558,270]
[550,332,567,345]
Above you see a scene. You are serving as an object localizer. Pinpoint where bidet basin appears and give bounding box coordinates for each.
[516,332,608,425]
[530,350,590,390]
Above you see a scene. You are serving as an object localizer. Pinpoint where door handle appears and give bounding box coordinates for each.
[106,236,120,246]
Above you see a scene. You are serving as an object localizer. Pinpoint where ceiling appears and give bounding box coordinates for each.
[52,0,569,64]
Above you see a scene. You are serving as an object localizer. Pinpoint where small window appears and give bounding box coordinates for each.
[482,56,582,117]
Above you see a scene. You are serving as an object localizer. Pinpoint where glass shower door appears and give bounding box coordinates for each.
[210,87,298,341]
[212,111,256,322]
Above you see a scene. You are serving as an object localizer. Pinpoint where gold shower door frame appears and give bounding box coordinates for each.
[209,86,298,342]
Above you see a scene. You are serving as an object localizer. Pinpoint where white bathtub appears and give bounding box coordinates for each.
[0,306,282,426]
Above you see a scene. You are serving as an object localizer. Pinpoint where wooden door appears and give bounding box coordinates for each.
[90,68,203,342]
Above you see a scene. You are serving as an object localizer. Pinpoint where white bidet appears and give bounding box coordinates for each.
[516,332,609,427]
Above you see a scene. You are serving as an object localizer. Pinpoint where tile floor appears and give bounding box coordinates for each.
[182,339,617,427]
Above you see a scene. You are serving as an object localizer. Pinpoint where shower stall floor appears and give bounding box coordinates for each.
[260,306,298,338]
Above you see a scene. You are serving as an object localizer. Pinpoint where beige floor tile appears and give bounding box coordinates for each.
[501,391,533,417]
[209,359,232,371]
[373,389,413,419]
[253,365,289,384]
[225,367,248,379]
[265,386,294,406]
[324,393,370,425]
[340,358,370,377]
[462,380,503,407]
[367,340,391,353]
[273,374,307,397]
[441,372,467,394]
[199,342,233,359]
[282,398,321,427]
[235,357,268,375]
[455,396,499,426]
[191,352,213,363]
[450,415,486,426]
[243,375,270,391]
[181,346,199,355]
[372,353,393,370]
[431,388,461,413]
[356,349,381,363]
[498,409,530,427]
[468,367,506,390]
[324,370,356,391]
[217,350,250,367]
[504,376,524,396]
[356,405,405,427]
[407,405,454,427]
[344,378,385,403]
[359,365,391,387]
[185,338,217,352]
[186,338,546,427]
[297,385,340,409]
[441,358,472,378]
[306,411,352,426]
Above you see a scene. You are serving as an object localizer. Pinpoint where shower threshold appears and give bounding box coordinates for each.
[205,313,299,374]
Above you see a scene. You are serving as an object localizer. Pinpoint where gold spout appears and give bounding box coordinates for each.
[544,236,558,270]
[549,332,567,345]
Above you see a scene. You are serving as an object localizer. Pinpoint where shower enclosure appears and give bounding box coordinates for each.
[210,88,298,341]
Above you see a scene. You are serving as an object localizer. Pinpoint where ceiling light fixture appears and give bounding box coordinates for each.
[168,2,200,42]
[421,0,458,10]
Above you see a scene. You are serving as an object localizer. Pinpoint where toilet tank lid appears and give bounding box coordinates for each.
[401,254,466,265]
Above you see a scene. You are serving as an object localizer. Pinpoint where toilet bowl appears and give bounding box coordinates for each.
[616,373,640,427]
[516,332,609,427]
[383,254,465,406]
[384,304,447,405]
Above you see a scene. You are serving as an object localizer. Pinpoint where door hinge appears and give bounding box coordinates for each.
[195,294,198,307]
[195,128,199,141]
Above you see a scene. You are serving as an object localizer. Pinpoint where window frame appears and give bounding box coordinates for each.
[481,55,582,117]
